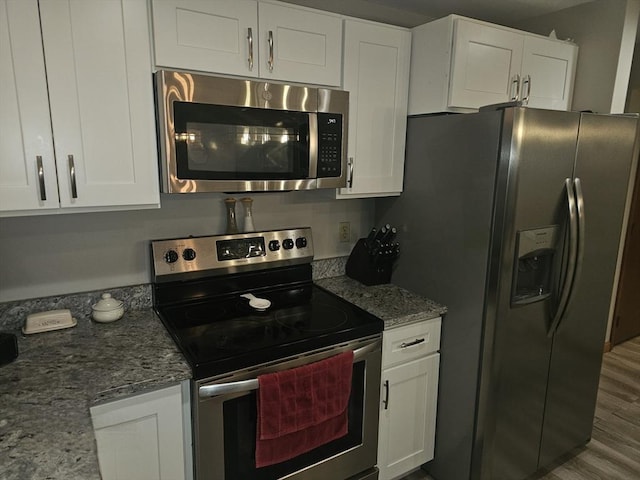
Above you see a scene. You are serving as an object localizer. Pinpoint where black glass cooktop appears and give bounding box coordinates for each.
[156,282,383,379]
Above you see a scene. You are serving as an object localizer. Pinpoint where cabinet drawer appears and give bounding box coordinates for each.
[383,317,441,367]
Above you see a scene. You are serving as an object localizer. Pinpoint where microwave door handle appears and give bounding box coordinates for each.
[198,339,381,398]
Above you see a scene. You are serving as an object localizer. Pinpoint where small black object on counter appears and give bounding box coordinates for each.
[0,332,18,366]
[346,224,400,286]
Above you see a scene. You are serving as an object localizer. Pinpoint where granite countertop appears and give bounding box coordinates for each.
[315,275,447,328]
[0,309,191,480]
[0,264,445,480]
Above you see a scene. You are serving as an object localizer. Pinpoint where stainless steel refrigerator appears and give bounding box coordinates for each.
[375,107,639,480]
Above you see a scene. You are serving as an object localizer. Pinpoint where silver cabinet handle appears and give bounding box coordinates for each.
[400,338,425,348]
[548,178,578,336]
[510,74,521,101]
[348,157,354,188]
[382,379,389,410]
[522,75,531,104]
[198,339,381,398]
[247,27,254,71]
[36,156,46,201]
[68,154,78,199]
[267,30,274,72]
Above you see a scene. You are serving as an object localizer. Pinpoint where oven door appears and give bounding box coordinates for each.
[193,335,382,480]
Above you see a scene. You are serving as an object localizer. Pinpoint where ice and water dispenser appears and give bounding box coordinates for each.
[511,226,559,305]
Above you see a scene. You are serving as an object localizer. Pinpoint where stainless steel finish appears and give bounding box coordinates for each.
[155,70,349,193]
[198,338,381,398]
[510,74,520,101]
[267,30,274,71]
[562,177,585,320]
[247,27,253,70]
[547,178,578,337]
[68,154,77,199]
[374,108,640,480]
[382,379,389,410]
[194,334,382,480]
[539,113,639,468]
[151,227,313,281]
[399,338,425,348]
[348,157,354,188]
[522,74,531,104]
[36,156,46,201]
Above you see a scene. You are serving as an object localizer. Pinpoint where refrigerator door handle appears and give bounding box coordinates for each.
[548,178,578,337]
[555,177,586,331]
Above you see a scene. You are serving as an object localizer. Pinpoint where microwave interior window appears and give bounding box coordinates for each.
[174,102,310,180]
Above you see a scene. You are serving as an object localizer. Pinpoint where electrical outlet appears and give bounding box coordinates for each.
[339,222,350,242]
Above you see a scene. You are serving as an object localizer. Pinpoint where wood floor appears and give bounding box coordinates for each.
[400,336,640,480]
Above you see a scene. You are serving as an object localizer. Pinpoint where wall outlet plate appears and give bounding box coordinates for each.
[339,222,350,242]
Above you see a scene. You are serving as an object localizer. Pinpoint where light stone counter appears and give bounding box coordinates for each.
[315,275,447,328]
[0,309,190,480]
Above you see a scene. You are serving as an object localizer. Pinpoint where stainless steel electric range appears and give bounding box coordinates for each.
[151,228,383,480]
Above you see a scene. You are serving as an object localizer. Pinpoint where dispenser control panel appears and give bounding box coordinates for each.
[512,226,560,306]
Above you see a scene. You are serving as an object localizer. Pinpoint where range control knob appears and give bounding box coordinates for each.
[295,237,307,249]
[282,238,294,250]
[268,240,281,251]
[182,248,196,261]
[164,249,179,263]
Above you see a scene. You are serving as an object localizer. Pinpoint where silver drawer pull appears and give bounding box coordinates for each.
[400,338,425,348]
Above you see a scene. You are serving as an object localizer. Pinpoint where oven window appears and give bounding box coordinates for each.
[173,102,310,180]
[223,362,365,479]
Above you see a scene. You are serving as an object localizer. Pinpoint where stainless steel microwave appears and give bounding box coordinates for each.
[155,70,349,193]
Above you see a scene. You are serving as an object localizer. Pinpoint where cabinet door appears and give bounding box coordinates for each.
[338,20,410,198]
[152,0,258,77]
[378,354,440,480]
[91,384,188,480]
[258,2,342,86]
[39,0,160,209]
[449,19,523,109]
[0,0,58,212]
[521,36,577,110]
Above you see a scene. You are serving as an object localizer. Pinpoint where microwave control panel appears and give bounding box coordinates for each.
[317,112,342,178]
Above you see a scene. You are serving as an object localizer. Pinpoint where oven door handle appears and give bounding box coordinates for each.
[198,339,381,398]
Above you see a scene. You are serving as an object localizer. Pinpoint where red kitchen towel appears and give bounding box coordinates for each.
[255,350,354,467]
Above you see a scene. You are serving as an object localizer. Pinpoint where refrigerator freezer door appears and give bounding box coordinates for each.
[474,108,580,480]
[539,114,639,468]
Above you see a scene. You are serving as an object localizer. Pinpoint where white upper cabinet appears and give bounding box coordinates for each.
[448,19,523,109]
[151,0,342,86]
[152,0,259,78]
[409,15,578,114]
[337,19,411,198]
[1,0,160,216]
[0,0,58,212]
[520,35,578,110]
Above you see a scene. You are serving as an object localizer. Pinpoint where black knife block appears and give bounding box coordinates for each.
[346,238,393,286]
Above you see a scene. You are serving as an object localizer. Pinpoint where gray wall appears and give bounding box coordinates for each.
[515,0,640,113]
[0,192,373,302]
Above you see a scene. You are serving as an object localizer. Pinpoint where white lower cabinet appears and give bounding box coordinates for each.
[90,382,192,480]
[378,318,441,480]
